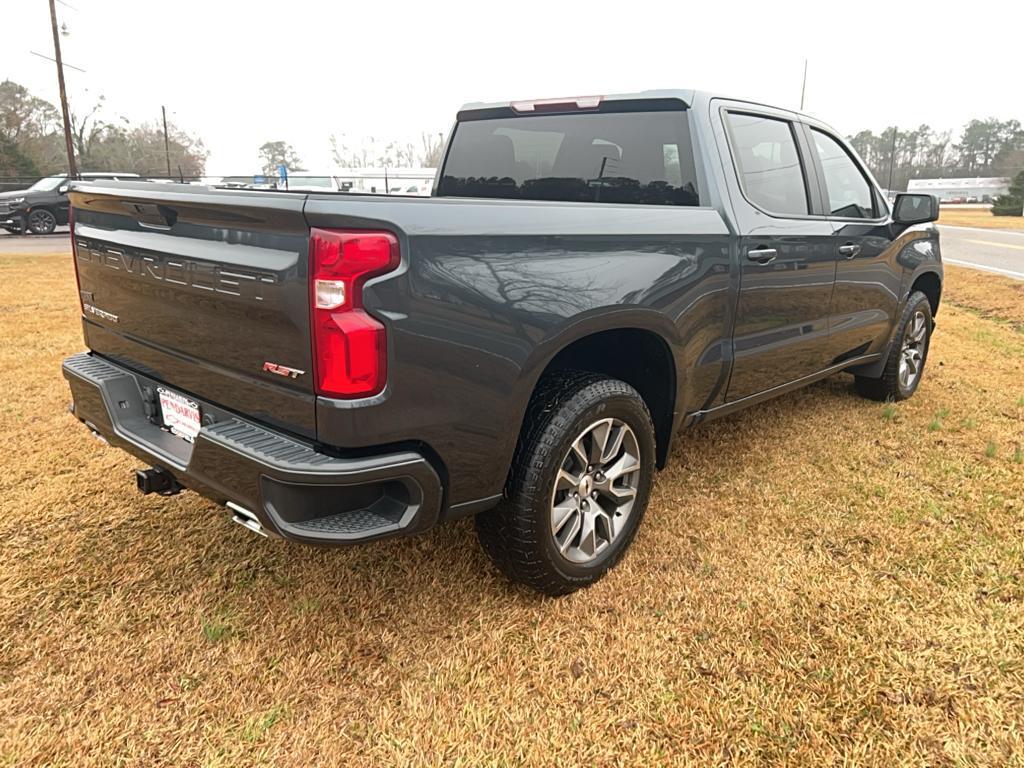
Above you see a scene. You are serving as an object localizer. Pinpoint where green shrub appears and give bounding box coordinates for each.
[992,170,1024,216]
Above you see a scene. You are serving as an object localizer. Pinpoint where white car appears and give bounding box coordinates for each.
[282,175,342,192]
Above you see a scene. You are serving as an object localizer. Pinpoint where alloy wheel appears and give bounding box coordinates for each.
[898,310,928,390]
[28,209,56,234]
[550,417,641,564]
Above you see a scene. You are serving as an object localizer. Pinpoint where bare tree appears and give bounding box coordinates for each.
[420,132,445,167]
[69,93,107,164]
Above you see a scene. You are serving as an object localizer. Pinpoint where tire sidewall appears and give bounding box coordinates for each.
[896,294,933,399]
[533,391,655,583]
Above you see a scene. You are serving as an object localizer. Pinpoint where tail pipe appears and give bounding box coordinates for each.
[227,501,269,538]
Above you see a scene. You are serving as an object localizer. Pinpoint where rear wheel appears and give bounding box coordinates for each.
[854,291,933,401]
[27,208,57,235]
[476,372,656,595]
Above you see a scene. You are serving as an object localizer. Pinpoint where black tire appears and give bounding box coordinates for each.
[854,291,933,401]
[27,208,57,235]
[476,372,656,596]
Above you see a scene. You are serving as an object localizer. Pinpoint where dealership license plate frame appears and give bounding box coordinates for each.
[157,386,202,441]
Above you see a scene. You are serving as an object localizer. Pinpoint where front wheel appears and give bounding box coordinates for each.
[3,215,25,235]
[855,290,933,401]
[27,208,57,235]
[476,372,656,595]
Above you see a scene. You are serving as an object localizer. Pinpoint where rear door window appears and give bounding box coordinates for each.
[725,112,809,216]
[438,110,699,206]
[810,129,876,218]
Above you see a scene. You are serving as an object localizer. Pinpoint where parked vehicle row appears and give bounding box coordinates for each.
[62,89,942,594]
[205,174,434,196]
[1,171,437,235]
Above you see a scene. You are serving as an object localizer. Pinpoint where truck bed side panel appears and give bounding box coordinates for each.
[305,196,732,506]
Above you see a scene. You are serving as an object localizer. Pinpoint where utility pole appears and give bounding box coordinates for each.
[48,0,78,179]
[886,127,898,195]
[161,105,171,176]
[799,59,808,111]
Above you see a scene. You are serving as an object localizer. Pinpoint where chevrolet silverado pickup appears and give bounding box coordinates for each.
[63,90,942,595]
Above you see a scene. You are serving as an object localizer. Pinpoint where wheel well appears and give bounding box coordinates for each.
[535,328,676,468]
[911,272,941,316]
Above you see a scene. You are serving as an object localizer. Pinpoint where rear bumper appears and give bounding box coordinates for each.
[62,352,444,545]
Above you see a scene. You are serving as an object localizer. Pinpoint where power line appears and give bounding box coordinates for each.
[29,50,86,73]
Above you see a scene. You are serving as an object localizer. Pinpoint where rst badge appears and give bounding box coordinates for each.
[262,361,305,379]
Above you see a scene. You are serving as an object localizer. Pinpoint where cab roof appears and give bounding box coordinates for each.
[457,89,820,124]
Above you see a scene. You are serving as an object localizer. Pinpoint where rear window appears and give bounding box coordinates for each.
[437,110,699,206]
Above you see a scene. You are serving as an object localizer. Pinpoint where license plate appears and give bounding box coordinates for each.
[158,387,201,441]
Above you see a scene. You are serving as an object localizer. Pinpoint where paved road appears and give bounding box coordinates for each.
[939,225,1024,280]
[0,232,71,255]
[2,226,1022,281]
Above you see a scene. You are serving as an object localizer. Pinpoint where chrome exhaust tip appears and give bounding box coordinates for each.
[226,501,269,538]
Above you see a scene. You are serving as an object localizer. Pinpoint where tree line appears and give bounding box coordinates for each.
[256,133,446,178]
[264,120,1024,190]
[848,118,1023,192]
[0,80,208,177]
[5,77,1019,189]
[329,132,446,169]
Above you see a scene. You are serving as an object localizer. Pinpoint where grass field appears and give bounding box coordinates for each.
[938,206,1024,230]
[1,252,1022,766]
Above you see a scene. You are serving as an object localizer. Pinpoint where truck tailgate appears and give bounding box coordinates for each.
[70,182,315,438]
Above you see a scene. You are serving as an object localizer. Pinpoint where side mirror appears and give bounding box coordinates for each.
[892,193,939,225]
[58,185,69,195]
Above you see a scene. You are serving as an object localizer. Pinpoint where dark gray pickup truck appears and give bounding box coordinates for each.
[63,90,942,595]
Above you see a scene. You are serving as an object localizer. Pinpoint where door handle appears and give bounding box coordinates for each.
[839,243,861,258]
[747,247,777,264]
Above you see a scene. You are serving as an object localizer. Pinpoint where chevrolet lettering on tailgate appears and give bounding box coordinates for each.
[74,240,276,300]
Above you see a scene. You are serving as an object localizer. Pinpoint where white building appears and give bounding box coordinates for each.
[907,177,1009,203]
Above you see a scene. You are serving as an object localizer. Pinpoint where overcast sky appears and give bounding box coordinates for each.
[4,0,1022,173]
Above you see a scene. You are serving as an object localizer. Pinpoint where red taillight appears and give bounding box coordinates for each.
[309,228,400,398]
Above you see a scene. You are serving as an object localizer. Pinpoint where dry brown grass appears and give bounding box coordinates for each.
[1,250,1023,767]
[938,206,1024,230]
[944,265,1024,332]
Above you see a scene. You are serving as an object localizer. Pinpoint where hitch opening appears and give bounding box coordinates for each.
[136,467,181,496]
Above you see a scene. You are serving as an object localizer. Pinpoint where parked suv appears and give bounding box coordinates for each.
[0,171,140,234]
[62,91,941,594]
